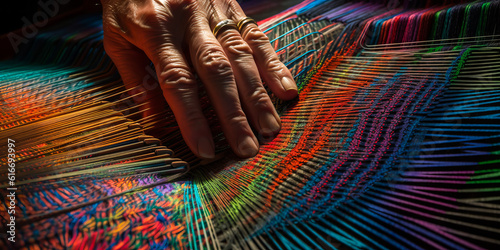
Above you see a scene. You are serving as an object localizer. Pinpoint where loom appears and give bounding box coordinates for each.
[1,0,500,249]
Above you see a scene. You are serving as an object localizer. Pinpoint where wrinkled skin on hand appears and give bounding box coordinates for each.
[102,0,297,159]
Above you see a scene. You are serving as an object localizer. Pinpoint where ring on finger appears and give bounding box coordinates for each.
[237,17,257,32]
[212,19,238,37]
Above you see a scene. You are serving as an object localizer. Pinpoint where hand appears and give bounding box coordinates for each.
[101,0,298,159]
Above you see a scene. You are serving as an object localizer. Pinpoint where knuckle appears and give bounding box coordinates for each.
[138,10,161,27]
[246,87,271,108]
[166,0,196,10]
[220,33,253,57]
[197,44,233,76]
[243,26,270,47]
[108,2,161,34]
[264,56,283,72]
[223,109,247,126]
[158,65,196,90]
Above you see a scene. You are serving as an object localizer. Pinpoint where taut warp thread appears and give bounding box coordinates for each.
[1,0,500,249]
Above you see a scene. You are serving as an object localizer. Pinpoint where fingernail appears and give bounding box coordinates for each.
[237,135,258,158]
[259,112,280,136]
[281,77,297,91]
[197,136,215,159]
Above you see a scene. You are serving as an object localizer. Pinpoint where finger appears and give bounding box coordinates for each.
[103,35,166,118]
[120,3,215,159]
[218,29,282,138]
[186,6,259,158]
[208,3,281,138]
[226,1,298,100]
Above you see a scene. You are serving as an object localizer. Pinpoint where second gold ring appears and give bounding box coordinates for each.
[237,17,258,32]
[212,19,238,37]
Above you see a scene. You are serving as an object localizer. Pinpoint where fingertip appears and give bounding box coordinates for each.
[258,112,281,137]
[197,136,215,159]
[236,135,259,158]
[278,76,298,100]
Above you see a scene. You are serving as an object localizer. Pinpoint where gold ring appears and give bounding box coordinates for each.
[237,17,257,32]
[212,19,238,37]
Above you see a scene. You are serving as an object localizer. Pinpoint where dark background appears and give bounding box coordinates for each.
[1,0,87,35]
[0,0,303,35]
